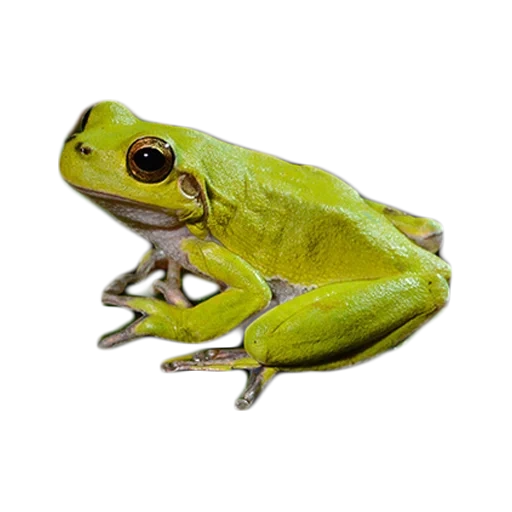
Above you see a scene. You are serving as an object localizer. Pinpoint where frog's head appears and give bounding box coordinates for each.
[60,101,207,231]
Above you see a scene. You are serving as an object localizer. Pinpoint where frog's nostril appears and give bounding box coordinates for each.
[75,141,92,156]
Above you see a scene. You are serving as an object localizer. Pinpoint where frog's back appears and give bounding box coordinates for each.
[184,132,449,286]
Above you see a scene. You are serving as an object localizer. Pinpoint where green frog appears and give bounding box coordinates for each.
[60,101,450,409]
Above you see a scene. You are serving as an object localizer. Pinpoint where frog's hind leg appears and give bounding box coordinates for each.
[161,348,277,410]
[244,272,449,370]
[365,198,443,253]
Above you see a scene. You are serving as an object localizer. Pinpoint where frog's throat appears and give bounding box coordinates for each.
[70,185,184,231]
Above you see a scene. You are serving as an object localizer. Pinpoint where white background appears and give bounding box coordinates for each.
[2,1,511,510]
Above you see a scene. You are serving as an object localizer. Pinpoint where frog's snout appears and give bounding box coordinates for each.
[65,105,94,143]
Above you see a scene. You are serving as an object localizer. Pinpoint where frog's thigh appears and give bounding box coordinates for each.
[244,273,449,368]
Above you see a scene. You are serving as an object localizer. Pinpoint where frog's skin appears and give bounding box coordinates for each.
[60,102,451,410]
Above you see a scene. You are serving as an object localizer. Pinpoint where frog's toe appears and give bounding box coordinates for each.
[105,274,137,295]
[96,318,144,352]
[161,359,205,372]
[233,398,252,412]
[102,291,131,307]
[161,360,185,372]
[103,281,126,297]
[235,366,277,411]
[97,292,149,314]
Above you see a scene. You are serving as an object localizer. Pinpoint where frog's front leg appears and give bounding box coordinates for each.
[243,272,449,371]
[99,239,272,348]
[102,247,190,308]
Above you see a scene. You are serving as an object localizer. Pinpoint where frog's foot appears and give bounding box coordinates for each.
[102,246,193,309]
[161,348,257,372]
[161,348,277,410]
[99,292,147,347]
[235,366,278,410]
[98,314,146,348]
[99,295,178,348]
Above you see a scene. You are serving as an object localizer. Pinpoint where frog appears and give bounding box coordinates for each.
[60,101,451,410]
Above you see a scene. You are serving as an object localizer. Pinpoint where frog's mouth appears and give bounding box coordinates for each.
[70,185,183,231]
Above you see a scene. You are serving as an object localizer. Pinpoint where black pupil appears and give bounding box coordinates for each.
[134,147,166,172]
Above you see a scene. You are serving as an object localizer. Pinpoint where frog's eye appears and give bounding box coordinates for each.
[127,137,175,183]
